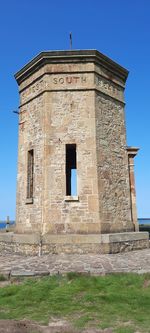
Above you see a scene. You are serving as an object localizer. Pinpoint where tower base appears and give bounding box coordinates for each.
[0,232,149,256]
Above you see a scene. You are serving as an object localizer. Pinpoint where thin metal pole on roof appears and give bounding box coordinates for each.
[70,32,72,50]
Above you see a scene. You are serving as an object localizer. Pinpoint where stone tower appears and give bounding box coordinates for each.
[14,50,148,254]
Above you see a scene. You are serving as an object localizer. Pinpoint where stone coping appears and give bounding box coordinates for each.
[15,49,129,84]
[0,232,148,245]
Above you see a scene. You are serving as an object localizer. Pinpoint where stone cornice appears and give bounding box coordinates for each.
[127,147,139,158]
[15,50,129,85]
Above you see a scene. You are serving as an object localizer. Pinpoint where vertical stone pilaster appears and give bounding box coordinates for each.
[127,147,139,231]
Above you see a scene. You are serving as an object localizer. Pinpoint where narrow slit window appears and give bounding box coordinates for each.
[66,144,77,196]
[27,149,34,199]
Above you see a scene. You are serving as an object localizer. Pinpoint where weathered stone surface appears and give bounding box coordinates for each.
[0,232,148,255]
[0,248,150,276]
[11,270,49,277]
[95,94,133,233]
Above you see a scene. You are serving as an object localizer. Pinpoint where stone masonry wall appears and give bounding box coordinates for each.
[16,62,101,234]
[16,94,45,233]
[95,92,132,233]
[0,232,149,256]
[42,89,100,234]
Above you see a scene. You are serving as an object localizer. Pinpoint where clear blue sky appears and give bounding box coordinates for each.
[0,0,150,220]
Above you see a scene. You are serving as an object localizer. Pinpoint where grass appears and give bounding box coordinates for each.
[0,273,149,332]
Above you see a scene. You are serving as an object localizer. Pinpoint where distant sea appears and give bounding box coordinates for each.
[138,219,150,225]
[0,219,150,229]
[0,221,15,229]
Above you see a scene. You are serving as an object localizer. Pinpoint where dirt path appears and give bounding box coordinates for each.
[0,320,112,333]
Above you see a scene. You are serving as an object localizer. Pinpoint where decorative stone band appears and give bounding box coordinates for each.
[19,72,125,106]
[127,147,139,232]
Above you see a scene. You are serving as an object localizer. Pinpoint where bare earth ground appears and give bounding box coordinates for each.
[0,320,112,333]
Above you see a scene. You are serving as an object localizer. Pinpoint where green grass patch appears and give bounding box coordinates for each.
[0,273,149,332]
[115,328,135,333]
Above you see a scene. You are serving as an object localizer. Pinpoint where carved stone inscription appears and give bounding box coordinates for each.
[21,75,88,104]
[21,73,124,105]
[95,74,124,102]
[21,79,45,104]
[52,75,87,85]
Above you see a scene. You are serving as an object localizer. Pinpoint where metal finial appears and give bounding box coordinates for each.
[70,32,72,50]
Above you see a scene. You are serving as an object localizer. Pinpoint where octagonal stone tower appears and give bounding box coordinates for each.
[14,50,148,254]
